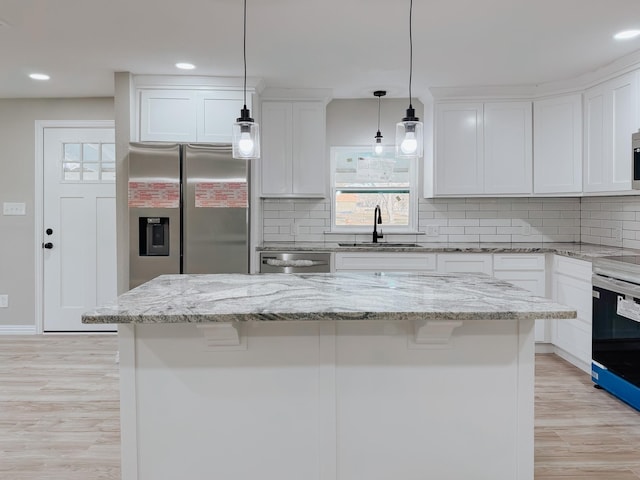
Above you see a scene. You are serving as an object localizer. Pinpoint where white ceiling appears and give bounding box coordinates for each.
[2,0,640,99]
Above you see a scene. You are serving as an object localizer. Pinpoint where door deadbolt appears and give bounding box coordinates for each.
[46,228,53,235]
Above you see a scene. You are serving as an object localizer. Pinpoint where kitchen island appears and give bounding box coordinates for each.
[83,272,576,480]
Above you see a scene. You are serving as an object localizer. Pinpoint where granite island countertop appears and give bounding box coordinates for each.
[258,241,640,261]
[82,272,576,324]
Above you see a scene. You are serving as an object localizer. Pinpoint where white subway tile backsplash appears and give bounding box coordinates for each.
[259,196,633,245]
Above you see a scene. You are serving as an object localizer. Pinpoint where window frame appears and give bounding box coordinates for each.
[329,146,418,234]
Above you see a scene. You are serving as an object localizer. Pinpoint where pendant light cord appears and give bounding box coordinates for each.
[243,0,247,109]
[377,95,381,132]
[408,0,413,109]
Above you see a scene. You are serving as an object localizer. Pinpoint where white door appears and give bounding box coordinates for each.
[43,127,116,331]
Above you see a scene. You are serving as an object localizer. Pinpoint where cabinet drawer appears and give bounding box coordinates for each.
[553,255,592,281]
[436,254,492,275]
[493,254,545,271]
[335,253,436,272]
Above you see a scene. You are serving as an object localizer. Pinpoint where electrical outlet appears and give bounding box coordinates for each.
[522,224,532,236]
[426,225,439,237]
[0,295,8,308]
[613,227,623,241]
[3,202,26,216]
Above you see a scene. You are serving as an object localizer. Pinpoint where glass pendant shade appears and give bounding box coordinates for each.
[395,117,423,158]
[373,132,384,156]
[232,118,260,159]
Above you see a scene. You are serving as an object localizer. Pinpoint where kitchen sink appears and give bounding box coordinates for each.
[338,242,421,247]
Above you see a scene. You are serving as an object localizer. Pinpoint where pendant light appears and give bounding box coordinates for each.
[373,90,386,156]
[232,0,260,159]
[395,0,423,159]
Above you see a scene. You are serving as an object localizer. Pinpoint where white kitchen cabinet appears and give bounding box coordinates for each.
[196,90,245,143]
[138,88,248,143]
[483,102,532,194]
[434,103,484,195]
[334,252,436,272]
[434,102,532,196]
[261,101,326,197]
[584,70,640,193]
[436,253,493,275]
[493,254,547,342]
[533,94,583,194]
[139,89,198,142]
[551,255,593,373]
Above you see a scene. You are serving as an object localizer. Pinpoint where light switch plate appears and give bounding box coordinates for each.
[0,295,8,308]
[3,202,26,215]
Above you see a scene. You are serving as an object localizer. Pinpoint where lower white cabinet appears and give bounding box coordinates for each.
[551,255,593,373]
[334,253,436,272]
[436,254,493,275]
[492,254,547,342]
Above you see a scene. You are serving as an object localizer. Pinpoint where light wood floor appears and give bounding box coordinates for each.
[1,336,639,479]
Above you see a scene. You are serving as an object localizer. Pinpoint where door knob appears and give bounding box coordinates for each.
[46,228,53,235]
[43,242,53,249]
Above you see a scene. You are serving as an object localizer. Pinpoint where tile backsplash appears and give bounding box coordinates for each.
[581,196,640,249]
[262,197,583,243]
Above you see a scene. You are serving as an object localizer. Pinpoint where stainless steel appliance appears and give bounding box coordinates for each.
[260,252,331,273]
[591,256,640,411]
[633,131,640,189]
[128,143,250,288]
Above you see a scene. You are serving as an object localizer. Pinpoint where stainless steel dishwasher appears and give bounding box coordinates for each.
[260,252,331,273]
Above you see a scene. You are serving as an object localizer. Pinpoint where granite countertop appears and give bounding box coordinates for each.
[82,272,576,324]
[258,241,640,261]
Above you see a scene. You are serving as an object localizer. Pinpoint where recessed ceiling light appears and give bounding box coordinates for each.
[29,73,50,80]
[614,30,640,40]
[175,63,195,70]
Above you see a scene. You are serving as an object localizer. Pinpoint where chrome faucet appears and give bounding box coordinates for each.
[373,205,383,243]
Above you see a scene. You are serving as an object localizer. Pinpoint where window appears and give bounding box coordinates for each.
[331,146,417,232]
[62,142,116,182]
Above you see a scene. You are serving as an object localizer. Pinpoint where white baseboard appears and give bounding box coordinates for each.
[552,346,591,374]
[535,342,555,354]
[0,325,37,335]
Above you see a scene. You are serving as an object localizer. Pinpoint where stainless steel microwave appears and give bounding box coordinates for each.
[634,131,640,189]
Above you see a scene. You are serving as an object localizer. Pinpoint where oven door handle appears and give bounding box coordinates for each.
[592,274,640,298]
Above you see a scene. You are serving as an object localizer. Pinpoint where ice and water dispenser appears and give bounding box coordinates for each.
[139,217,170,256]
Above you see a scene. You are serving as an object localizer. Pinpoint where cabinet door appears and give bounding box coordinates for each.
[551,255,593,372]
[483,102,532,194]
[436,254,492,275]
[533,95,582,194]
[261,102,293,196]
[584,71,639,193]
[292,102,326,197]
[139,89,197,142]
[609,71,638,191]
[334,253,436,272]
[435,103,484,195]
[197,90,246,143]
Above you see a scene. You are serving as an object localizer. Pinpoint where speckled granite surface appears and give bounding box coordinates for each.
[258,242,640,261]
[82,272,576,324]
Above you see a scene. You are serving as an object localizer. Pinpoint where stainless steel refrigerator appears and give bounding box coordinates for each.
[128,143,250,289]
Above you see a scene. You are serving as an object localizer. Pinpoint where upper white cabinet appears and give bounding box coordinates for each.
[533,94,583,194]
[261,100,326,197]
[139,89,198,142]
[584,71,640,193]
[434,101,532,196]
[138,88,247,143]
[434,103,484,195]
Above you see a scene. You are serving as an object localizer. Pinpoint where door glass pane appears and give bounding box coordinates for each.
[83,143,99,162]
[64,143,81,162]
[83,163,99,181]
[101,163,116,181]
[102,144,115,162]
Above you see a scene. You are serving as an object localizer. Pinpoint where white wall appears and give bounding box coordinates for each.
[0,98,114,328]
[581,195,640,248]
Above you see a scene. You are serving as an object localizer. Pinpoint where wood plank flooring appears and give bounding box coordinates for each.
[0,336,639,479]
